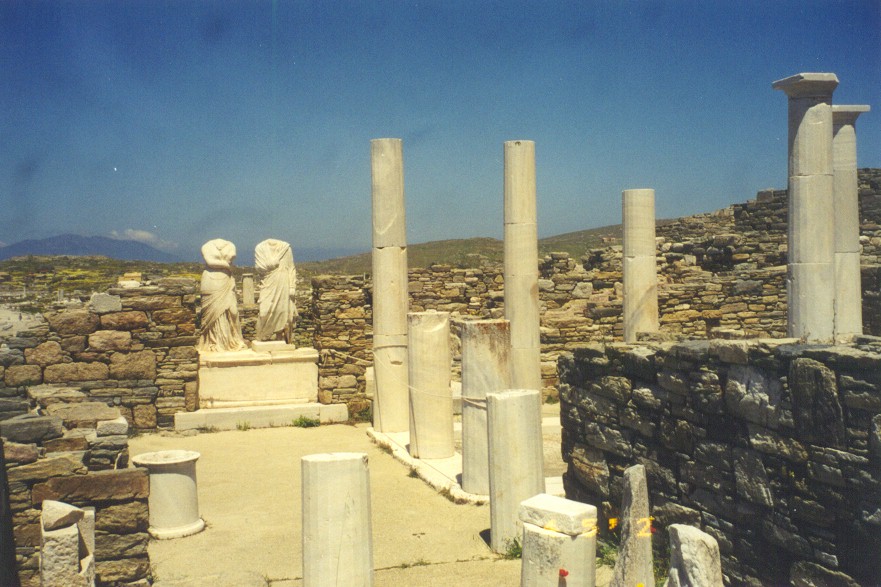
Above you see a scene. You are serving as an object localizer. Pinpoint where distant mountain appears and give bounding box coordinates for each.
[0,234,181,263]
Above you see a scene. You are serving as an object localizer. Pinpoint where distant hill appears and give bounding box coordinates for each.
[0,234,181,263]
[300,224,643,275]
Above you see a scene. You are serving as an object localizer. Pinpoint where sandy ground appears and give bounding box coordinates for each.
[130,410,613,587]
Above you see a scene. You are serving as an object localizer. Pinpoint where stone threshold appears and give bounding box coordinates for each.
[368,416,564,505]
[174,403,348,432]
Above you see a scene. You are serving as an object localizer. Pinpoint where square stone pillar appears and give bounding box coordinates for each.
[371,138,410,432]
[773,72,839,341]
[832,105,870,340]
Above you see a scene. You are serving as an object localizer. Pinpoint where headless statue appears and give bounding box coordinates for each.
[254,239,298,343]
[197,239,247,352]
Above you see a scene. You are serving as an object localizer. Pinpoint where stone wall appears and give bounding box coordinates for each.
[305,169,881,408]
[557,338,881,586]
[2,417,150,586]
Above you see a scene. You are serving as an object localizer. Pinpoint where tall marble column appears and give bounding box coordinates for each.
[503,140,542,391]
[832,105,870,340]
[460,319,511,495]
[371,138,410,432]
[773,73,839,341]
[622,189,659,343]
[407,311,453,459]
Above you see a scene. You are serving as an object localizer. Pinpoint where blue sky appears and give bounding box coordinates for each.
[1,1,879,263]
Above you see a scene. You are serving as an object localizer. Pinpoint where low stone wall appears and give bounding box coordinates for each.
[558,338,881,586]
[2,278,199,430]
[2,417,150,586]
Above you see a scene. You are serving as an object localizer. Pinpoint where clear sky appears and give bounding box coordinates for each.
[2,1,879,263]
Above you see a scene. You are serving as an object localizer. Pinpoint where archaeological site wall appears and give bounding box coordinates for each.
[557,339,881,586]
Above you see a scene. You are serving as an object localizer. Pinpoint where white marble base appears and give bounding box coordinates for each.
[198,347,318,408]
[174,403,348,431]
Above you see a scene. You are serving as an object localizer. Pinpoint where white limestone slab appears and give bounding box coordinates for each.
[519,493,598,537]
[41,500,84,531]
[521,523,597,587]
[174,403,348,431]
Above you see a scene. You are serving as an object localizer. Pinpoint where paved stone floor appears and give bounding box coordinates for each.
[130,404,613,586]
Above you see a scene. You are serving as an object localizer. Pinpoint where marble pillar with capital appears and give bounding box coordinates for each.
[773,72,839,341]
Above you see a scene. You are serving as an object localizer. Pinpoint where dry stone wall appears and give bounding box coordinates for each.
[557,338,881,586]
[307,169,881,408]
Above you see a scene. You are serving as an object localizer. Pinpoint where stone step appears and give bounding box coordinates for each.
[174,403,348,432]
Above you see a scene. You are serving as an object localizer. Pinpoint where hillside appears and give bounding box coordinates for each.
[0,234,181,263]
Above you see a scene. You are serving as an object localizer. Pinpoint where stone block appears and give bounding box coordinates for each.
[724,365,782,428]
[8,453,87,484]
[23,341,64,367]
[5,364,42,387]
[88,330,132,352]
[89,293,122,314]
[3,441,39,464]
[0,414,63,443]
[32,468,149,504]
[132,405,157,429]
[790,358,845,448]
[519,493,597,536]
[45,402,120,428]
[43,362,109,384]
[733,450,774,507]
[94,501,148,533]
[96,416,129,437]
[109,350,156,380]
[94,531,148,559]
[99,311,149,331]
[569,443,609,497]
[46,310,100,336]
[666,524,724,587]
[41,500,84,531]
[789,561,860,587]
[0,347,25,367]
[94,556,150,584]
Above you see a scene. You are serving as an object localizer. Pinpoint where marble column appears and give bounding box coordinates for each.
[832,105,871,340]
[460,319,511,495]
[302,453,373,587]
[487,389,545,553]
[503,140,542,391]
[371,138,410,432]
[407,311,453,459]
[622,189,659,343]
[773,72,839,341]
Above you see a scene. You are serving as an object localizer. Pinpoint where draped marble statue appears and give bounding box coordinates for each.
[197,239,248,352]
[254,238,298,342]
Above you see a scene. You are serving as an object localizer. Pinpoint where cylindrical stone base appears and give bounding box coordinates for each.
[521,525,597,587]
[408,311,453,459]
[302,453,373,587]
[460,320,511,495]
[132,450,205,540]
[487,389,545,553]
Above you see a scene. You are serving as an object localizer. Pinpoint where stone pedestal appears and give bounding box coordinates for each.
[832,105,870,340]
[301,453,373,587]
[612,464,654,587]
[622,188,659,343]
[487,389,544,553]
[460,319,512,495]
[40,501,95,587]
[242,273,255,307]
[504,140,542,391]
[773,72,839,341]
[197,346,319,408]
[371,138,410,433]
[407,311,453,459]
[132,450,205,539]
[520,493,598,587]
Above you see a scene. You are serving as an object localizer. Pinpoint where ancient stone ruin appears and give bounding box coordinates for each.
[0,71,878,586]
